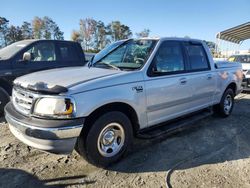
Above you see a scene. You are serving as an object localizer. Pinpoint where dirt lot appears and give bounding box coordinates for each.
[1,93,250,188]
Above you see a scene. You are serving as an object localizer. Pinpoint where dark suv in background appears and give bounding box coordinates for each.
[0,39,87,114]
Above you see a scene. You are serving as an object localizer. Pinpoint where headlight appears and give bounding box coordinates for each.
[33,97,75,118]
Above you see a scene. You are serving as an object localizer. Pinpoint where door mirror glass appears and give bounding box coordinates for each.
[23,52,31,61]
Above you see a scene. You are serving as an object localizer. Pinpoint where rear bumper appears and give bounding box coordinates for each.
[5,102,84,154]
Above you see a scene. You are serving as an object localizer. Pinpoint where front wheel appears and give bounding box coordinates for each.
[76,111,133,167]
[214,88,234,117]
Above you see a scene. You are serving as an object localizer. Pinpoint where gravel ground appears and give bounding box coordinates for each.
[1,93,250,188]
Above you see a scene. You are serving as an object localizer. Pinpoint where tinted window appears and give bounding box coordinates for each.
[152,41,185,73]
[185,44,209,70]
[58,43,79,61]
[23,42,56,62]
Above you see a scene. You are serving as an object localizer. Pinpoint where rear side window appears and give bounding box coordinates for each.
[185,43,210,71]
[58,43,79,61]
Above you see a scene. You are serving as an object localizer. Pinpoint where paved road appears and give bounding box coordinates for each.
[0,93,250,188]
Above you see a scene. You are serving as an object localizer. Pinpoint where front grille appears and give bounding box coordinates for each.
[12,87,35,115]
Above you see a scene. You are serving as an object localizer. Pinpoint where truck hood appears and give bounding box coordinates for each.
[14,66,122,91]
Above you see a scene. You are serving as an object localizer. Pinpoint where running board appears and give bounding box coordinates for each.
[137,109,213,139]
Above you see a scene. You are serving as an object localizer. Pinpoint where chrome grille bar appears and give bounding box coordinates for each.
[12,87,35,115]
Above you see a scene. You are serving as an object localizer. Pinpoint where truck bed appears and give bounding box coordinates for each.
[215,61,242,69]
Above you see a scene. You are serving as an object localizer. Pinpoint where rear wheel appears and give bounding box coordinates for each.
[214,88,234,117]
[0,87,10,115]
[76,111,133,167]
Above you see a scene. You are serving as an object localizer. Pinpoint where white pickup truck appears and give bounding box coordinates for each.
[5,38,243,167]
[228,54,250,89]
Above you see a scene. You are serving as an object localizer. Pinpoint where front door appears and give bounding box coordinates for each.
[145,40,193,126]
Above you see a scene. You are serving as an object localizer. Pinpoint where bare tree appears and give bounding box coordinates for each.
[136,29,150,38]
[0,17,9,47]
[5,25,23,44]
[79,18,97,50]
[71,30,82,43]
[32,17,44,39]
[107,21,132,42]
[32,16,64,40]
[21,21,33,39]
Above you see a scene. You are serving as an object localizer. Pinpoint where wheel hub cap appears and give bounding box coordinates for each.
[224,94,232,114]
[102,131,115,145]
[97,123,125,157]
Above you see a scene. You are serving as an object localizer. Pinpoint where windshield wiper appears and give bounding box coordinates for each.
[97,62,121,71]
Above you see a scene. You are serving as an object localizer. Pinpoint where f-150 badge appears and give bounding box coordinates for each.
[132,86,143,93]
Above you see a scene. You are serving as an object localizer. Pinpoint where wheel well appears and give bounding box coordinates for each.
[84,102,140,136]
[226,82,237,96]
[0,79,12,95]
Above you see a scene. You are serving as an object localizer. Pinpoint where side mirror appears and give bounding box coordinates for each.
[22,52,31,61]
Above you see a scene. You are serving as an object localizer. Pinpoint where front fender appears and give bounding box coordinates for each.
[72,82,147,129]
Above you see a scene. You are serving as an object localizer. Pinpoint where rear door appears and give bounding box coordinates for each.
[13,41,57,77]
[56,41,83,67]
[183,41,216,108]
[145,40,193,126]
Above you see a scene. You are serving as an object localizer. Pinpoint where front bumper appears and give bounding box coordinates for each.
[5,102,84,154]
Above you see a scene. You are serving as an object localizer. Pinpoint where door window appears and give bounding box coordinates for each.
[58,43,79,61]
[23,42,56,62]
[151,41,185,74]
[185,44,210,71]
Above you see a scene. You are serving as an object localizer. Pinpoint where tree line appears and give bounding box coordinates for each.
[0,16,150,52]
[1,16,217,54]
[0,16,64,48]
[71,18,150,52]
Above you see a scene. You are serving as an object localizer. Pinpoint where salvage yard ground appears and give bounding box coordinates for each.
[1,93,250,188]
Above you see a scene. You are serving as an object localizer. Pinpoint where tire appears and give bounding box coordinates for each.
[0,87,10,115]
[76,111,133,167]
[214,88,234,117]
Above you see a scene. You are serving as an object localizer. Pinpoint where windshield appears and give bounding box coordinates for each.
[93,39,157,70]
[228,55,250,64]
[92,40,127,63]
[0,40,34,60]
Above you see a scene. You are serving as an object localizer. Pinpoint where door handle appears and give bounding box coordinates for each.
[207,74,212,80]
[180,78,187,85]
